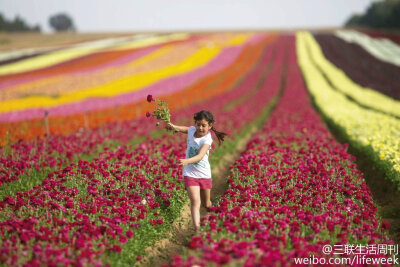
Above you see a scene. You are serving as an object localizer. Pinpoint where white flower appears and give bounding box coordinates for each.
[141,199,147,205]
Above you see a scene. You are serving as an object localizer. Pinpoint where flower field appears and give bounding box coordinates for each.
[297,31,400,192]
[313,33,400,101]
[0,29,399,266]
[169,34,393,266]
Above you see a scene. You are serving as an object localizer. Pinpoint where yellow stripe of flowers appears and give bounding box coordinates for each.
[305,31,400,118]
[296,31,400,188]
[0,43,220,112]
[125,45,173,68]
[223,34,248,46]
[0,33,189,76]
[111,33,188,51]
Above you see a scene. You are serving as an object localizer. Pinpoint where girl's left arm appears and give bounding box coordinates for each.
[179,144,210,167]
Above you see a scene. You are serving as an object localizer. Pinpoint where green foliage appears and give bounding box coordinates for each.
[49,13,76,32]
[0,13,41,32]
[151,99,171,123]
[149,99,179,133]
[345,0,400,28]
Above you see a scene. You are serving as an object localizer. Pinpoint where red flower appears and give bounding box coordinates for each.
[381,221,390,230]
[112,244,122,253]
[146,112,151,118]
[147,95,154,102]
[126,230,134,238]
[119,235,128,244]
[188,236,203,249]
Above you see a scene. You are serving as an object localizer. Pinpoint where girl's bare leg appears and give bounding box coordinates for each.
[187,186,201,230]
[200,188,212,209]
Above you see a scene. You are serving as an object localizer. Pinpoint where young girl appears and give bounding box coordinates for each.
[166,110,227,231]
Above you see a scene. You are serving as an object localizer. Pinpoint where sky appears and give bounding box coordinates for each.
[1,0,378,33]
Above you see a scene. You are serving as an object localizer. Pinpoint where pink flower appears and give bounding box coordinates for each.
[146,112,151,118]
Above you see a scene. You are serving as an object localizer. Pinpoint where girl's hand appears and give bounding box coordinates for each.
[179,159,190,167]
[165,122,174,131]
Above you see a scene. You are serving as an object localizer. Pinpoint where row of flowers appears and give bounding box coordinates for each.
[169,36,393,266]
[314,33,400,101]
[0,34,145,66]
[359,28,400,45]
[0,35,289,266]
[297,31,400,191]
[0,33,188,77]
[306,31,400,117]
[335,29,400,67]
[0,137,187,266]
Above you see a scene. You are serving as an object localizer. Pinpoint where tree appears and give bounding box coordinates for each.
[345,0,400,29]
[49,13,76,32]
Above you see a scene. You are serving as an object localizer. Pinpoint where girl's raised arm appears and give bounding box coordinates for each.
[166,122,189,134]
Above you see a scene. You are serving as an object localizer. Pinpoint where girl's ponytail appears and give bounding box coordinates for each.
[211,126,227,146]
[194,110,228,146]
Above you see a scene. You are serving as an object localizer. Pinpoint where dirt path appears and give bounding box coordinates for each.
[138,125,259,266]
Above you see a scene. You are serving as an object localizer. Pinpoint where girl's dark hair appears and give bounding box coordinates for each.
[193,110,227,145]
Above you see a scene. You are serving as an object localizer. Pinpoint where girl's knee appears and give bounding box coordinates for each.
[191,198,201,208]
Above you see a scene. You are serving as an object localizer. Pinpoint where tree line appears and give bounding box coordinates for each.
[0,13,41,32]
[345,0,400,29]
[0,12,76,32]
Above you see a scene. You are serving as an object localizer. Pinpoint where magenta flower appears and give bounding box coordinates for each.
[146,111,151,118]
[381,221,390,230]
[146,95,154,102]
[126,230,134,238]
[112,245,122,253]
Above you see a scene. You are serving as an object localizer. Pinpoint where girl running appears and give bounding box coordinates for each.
[166,110,227,231]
